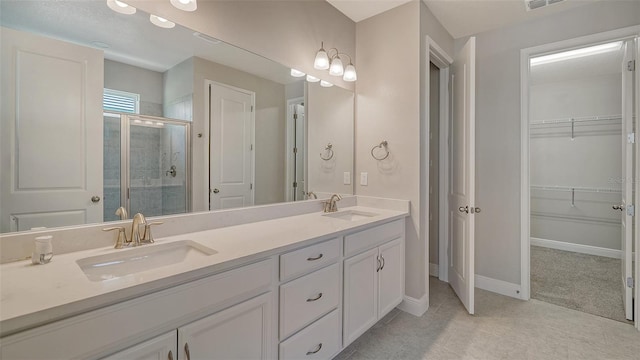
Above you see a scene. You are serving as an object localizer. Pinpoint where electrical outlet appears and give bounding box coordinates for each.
[343,172,351,185]
[360,172,368,186]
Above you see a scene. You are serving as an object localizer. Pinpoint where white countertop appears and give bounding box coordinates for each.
[0,205,407,337]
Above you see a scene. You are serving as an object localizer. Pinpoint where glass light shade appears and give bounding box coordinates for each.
[107,0,136,15]
[314,49,330,70]
[290,68,305,77]
[150,15,176,28]
[170,0,197,11]
[306,75,320,82]
[343,63,357,82]
[329,57,344,76]
[320,80,333,88]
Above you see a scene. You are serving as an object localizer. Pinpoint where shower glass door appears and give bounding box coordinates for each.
[128,115,190,217]
[103,114,190,221]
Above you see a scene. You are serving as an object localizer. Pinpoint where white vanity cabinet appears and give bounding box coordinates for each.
[342,220,404,347]
[102,331,176,360]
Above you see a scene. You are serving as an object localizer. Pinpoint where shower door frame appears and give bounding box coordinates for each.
[105,112,192,218]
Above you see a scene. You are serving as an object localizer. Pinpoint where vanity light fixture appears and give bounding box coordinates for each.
[170,0,197,12]
[150,14,176,29]
[290,68,306,77]
[306,75,320,82]
[107,0,136,15]
[320,80,333,88]
[314,42,357,82]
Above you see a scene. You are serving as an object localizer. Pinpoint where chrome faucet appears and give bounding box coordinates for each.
[306,191,318,199]
[323,194,342,213]
[103,212,162,249]
[115,206,128,220]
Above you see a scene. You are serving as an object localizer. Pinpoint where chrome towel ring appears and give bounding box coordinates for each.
[371,140,389,160]
[320,143,334,160]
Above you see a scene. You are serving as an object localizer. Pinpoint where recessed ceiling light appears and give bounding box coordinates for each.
[290,69,306,77]
[170,0,197,12]
[530,41,623,66]
[150,14,176,29]
[106,0,136,15]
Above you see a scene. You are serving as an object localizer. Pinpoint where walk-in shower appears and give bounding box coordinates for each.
[103,113,191,222]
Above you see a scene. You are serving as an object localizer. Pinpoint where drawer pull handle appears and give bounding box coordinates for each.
[306,343,323,355]
[307,253,324,261]
[307,293,323,302]
[168,350,173,360]
[380,255,385,271]
[184,343,191,360]
[376,256,381,272]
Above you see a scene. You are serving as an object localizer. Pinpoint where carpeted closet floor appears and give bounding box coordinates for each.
[531,245,631,323]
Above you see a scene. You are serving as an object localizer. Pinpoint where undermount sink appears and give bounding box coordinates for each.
[322,210,378,221]
[76,240,217,282]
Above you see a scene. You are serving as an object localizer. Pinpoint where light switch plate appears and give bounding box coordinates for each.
[360,172,368,186]
[343,172,351,185]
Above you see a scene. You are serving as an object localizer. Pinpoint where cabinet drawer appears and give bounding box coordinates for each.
[279,263,340,339]
[280,238,340,281]
[279,309,341,360]
[344,219,404,257]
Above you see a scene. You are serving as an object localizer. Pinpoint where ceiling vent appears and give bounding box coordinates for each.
[525,0,565,11]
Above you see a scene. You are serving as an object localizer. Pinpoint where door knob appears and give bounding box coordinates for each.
[212,188,220,194]
[458,206,469,213]
[91,196,101,203]
[472,207,481,214]
[612,205,624,211]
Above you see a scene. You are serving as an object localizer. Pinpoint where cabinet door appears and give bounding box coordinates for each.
[343,247,379,347]
[378,238,404,317]
[102,331,176,360]
[178,292,273,360]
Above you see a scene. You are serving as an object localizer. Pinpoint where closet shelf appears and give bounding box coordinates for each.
[530,185,621,194]
[529,114,622,126]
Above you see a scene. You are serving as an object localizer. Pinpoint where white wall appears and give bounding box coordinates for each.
[163,58,194,121]
[455,1,640,284]
[127,0,355,91]
[104,59,163,116]
[192,57,286,207]
[307,82,354,195]
[355,1,454,300]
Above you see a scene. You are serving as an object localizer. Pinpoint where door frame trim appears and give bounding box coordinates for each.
[205,80,256,210]
[520,26,640,329]
[424,36,453,293]
[285,97,305,202]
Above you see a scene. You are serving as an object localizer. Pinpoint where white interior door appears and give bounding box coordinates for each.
[209,83,254,210]
[294,104,306,200]
[0,27,104,232]
[448,36,476,315]
[620,39,635,321]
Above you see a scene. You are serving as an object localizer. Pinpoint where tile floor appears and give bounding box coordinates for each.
[334,279,640,360]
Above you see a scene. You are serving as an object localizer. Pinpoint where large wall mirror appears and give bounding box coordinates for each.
[0,0,354,234]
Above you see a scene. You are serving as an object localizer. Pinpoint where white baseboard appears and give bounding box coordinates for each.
[531,237,621,259]
[475,275,523,300]
[429,263,439,277]
[398,294,428,317]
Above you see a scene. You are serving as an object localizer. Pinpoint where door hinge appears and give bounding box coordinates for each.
[250,144,253,151]
[293,113,298,120]
[293,181,298,188]
[628,60,635,72]
[293,147,298,154]
[628,132,635,144]
[250,183,253,190]
[251,105,254,112]
[626,205,635,217]
[627,277,634,288]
